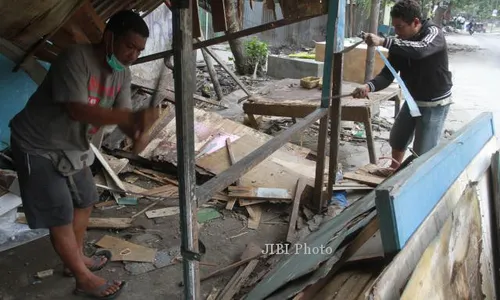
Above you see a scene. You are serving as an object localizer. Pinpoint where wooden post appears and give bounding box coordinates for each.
[328,53,344,203]
[313,0,345,212]
[172,0,200,298]
[364,0,381,82]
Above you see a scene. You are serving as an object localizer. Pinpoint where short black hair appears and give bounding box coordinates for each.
[390,0,423,24]
[105,10,149,38]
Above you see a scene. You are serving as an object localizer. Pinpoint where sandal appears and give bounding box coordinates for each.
[64,250,112,277]
[74,280,126,299]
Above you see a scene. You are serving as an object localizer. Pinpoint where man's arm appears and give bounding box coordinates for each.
[352,54,397,98]
[383,26,445,59]
[367,64,395,92]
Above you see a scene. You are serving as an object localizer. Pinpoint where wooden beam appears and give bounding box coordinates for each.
[210,0,228,32]
[313,114,329,212]
[295,217,379,300]
[133,13,323,65]
[225,138,239,210]
[287,178,308,243]
[198,40,251,96]
[199,32,224,101]
[172,0,200,298]
[196,108,328,204]
[327,53,344,208]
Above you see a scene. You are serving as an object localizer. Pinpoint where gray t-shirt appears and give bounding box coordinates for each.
[10,44,131,159]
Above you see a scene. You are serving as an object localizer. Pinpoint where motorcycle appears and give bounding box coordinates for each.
[469,27,474,35]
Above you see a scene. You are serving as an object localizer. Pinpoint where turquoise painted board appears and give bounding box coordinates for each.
[376,112,495,255]
[0,55,48,150]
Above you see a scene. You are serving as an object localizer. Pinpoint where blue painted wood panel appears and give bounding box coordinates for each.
[0,55,48,150]
[376,112,495,255]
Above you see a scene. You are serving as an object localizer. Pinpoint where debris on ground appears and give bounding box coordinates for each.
[35,269,53,279]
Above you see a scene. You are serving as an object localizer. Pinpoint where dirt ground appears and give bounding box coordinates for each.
[0,32,492,300]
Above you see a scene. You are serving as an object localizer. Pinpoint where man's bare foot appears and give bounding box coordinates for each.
[63,252,110,276]
[75,274,124,298]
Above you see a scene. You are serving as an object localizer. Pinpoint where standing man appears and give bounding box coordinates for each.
[353,0,453,176]
[9,10,158,298]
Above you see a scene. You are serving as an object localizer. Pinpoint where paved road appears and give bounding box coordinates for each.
[446,32,500,133]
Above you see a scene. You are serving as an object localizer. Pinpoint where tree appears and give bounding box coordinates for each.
[224,0,247,75]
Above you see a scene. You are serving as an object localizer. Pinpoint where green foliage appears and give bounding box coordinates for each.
[244,37,268,73]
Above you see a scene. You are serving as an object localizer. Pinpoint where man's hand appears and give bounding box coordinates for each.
[352,85,370,99]
[363,33,385,47]
[129,108,160,154]
[130,108,161,139]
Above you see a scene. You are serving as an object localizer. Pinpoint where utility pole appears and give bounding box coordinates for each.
[365,0,382,83]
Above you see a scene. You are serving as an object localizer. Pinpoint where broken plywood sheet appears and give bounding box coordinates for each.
[400,185,483,300]
[196,135,318,192]
[96,235,157,263]
[344,164,385,187]
[139,108,310,164]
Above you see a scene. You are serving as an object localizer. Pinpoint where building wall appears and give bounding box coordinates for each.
[130,5,174,88]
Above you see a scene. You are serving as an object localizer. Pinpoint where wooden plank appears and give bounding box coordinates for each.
[333,271,373,300]
[123,182,148,194]
[237,199,267,206]
[218,242,262,300]
[95,235,156,263]
[88,218,133,229]
[228,186,292,201]
[200,242,262,282]
[145,207,181,218]
[287,178,308,243]
[143,184,179,197]
[367,136,498,300]
[16,214,132,229]
[400,185,483,299]
[197,108,328,204]
[91,143,126,191]
[294,217,380,300]
[347,231,383,262]
[376,112,496,256]
[246,204,262,230]
[200,41,251,96]
[313,113,329,212]
[315,271,353,300]
[196,135,316,193]
[218,259,259,300]
[343,172,384,187]
[210,0,227,32]
[225,138,239,211]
